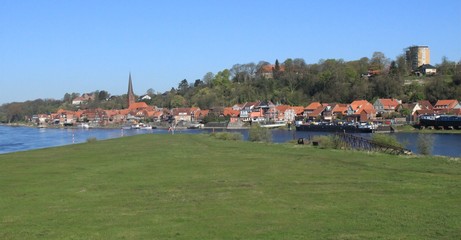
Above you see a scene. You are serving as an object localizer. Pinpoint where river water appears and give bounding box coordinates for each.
[0,125,460,157]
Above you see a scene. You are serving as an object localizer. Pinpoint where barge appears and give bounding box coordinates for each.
[418,115,461,129]
[295,123,378,133]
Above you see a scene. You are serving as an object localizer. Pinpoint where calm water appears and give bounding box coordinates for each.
[0,125,460,157]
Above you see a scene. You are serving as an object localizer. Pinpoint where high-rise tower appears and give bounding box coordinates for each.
[406,46,430,71]
[127,73,135,109]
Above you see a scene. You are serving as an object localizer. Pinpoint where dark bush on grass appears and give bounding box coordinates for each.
[210,132,243,141]
[248,125,272,142]
[372,134,404,148]
[417,134,433,155]
[311,135,340,149]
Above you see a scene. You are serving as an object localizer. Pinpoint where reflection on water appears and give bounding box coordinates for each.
[0,125,460,157]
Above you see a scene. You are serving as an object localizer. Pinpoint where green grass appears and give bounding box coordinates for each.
[1,134,460,239]
[396,124,461,134]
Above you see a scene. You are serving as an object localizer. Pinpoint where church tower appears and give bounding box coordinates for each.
[127,72,136,108]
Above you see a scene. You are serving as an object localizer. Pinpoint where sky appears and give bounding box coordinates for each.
[1,0,460,104]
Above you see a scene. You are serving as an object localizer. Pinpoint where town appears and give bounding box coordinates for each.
[4,45,460,130]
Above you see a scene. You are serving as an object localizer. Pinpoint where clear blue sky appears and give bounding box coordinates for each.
[1,0,460,104]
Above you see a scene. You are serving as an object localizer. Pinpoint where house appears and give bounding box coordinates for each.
[71,93,95,105]
[223,107,240,123]
[347,100,376,122]
[433,100,460,114]
[331,104,349,119]
[275,105,305,122]
[275,105,290,121]
[373,98,401,115]
[307,104,327,121]
[195,109,210,122]
[304,102,323,116]
[399,103,423,122]
[258,64,285,79]
[418,100,433,111]
[416,64,437,76]
[128,102,150,111]
[171,107,201,124]
[239,101,266,122]
[51,109,78,125]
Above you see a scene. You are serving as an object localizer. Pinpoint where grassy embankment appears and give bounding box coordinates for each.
[1,134,460,239]
[395,124,461,134]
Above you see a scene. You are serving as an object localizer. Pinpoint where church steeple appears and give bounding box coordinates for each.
[127,72,135,108]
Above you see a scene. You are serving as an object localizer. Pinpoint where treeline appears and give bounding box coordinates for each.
[146,53,461,108]
[1,52,460,123]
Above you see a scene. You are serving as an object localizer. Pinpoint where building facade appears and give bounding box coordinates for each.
[406,45,430,71]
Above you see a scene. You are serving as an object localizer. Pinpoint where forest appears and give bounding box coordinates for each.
[1,52,460,123]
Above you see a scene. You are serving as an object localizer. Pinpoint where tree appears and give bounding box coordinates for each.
[452,61,461,85]
[437,56,456,75]
[98,90,110,101]
[396,54,409,76]
[369,52,390,70]
[177,79,189,95]
[193,79,204,88]
[202,72,214,86]
[146,88,155,96]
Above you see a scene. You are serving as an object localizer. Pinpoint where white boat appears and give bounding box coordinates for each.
[259,121,287,128]
[139,124,153,130]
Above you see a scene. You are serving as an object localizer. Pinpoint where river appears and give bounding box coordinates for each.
[0,125,460,157]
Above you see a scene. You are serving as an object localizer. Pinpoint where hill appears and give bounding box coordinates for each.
[1,134,460,239]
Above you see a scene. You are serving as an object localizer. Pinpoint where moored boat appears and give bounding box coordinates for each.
[419,115,461,129]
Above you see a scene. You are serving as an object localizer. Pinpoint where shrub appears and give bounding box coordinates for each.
[371,134,404,148]
[417,134,433,155]
[248,125,272,143]
[210,132,243,141]
[311,135,340,149]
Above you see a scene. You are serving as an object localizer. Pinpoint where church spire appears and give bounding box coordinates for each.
[127,72,135,108]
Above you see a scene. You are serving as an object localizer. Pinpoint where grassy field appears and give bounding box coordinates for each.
[1,134,460,239]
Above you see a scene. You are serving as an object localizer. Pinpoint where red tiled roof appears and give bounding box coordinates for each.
[434,99,459,110]
[260,64,286,73]
[223,107,239,117]
[305,102,322,110]
[291,106,305,115]
[418,100,433,110]
[332,104,348,114]
[350,100,376,115]
[308,106,325,117]
[275,105,291,112]
[128,102,149,110]
[378,98,400,109]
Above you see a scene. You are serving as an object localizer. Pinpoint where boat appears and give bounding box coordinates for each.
[187,123,203,129]
[296,122,379,133]
[418,115,461,129]
[139,123,155,130]
[259,121,287,128]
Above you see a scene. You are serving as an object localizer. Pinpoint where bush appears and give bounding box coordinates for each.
[210,132,243,141]
[248,125,272,143]
[417,134,433,155]
[371,134,404,148]
[311,135,342,149]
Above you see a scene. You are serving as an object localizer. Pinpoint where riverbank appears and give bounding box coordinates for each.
[394,124,461,134]
[1,134,460,239]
